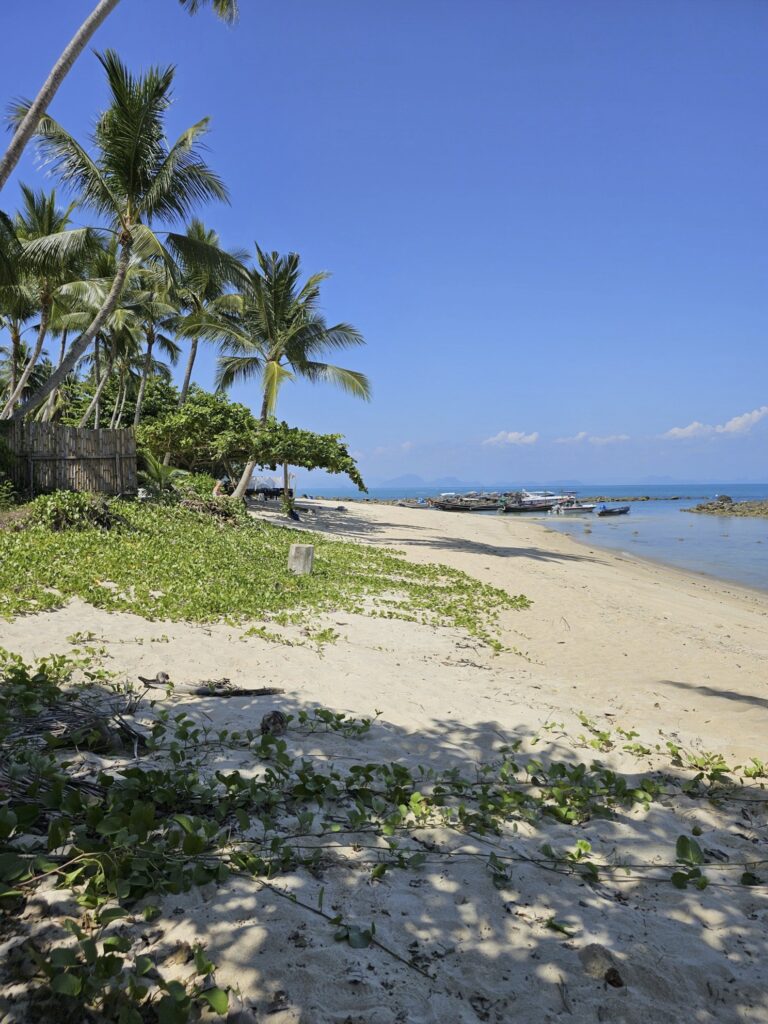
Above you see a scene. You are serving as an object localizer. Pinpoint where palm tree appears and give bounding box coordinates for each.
[10,50,228,420]
[173,219,245,407]
[0,0,239,192]
[0,185,87,418]
[216,247,370,499]
[126,270,181,425]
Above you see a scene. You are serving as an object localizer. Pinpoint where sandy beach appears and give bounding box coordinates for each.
[2,501,767,1023]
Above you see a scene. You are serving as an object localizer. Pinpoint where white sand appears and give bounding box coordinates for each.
[1,501,767,1023]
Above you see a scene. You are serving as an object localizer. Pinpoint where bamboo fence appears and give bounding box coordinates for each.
[0,421,137,497]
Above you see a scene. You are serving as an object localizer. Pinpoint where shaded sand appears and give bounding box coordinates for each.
[1,502,767,1023]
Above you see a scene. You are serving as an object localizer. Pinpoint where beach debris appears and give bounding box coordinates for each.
[261,710,288,736]
[288,542,314,575]
[139,674,284,698]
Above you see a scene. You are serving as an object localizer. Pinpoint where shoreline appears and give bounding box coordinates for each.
[298,496,768,597]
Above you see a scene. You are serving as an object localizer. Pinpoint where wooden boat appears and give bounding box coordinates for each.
[596,504,630,517]
[431,499,500,512]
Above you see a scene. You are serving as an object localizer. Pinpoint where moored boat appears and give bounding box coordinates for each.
[551,499,596,515]
[596,504,630,517]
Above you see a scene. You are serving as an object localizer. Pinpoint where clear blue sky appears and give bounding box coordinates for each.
[2,0,767,484]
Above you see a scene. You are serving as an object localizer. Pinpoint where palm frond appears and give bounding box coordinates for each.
[297,361,371,400]
[178,0,239,24]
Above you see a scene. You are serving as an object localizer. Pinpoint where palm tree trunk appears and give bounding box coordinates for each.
[0,302,50,417]
[93,339,101,428]
[231,397,270,501]
[12,237,133,420]
[0,0,122,192]
[134,328,155,426]
[109,378,122,429]
[9,326,21,398]
[115,382,127,428]
[41,329,68,422]
[79,356,113,428]
[178,336,198,406]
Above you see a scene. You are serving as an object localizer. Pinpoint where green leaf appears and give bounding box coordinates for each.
[0,852,28,881]
[173,814,196,834]
[49,947,80,967]
[51,972,82,995]
[200,987,229,1014]
[675,836,705,866]
[741,868,765,884]
[97,906,129,925]
[545,917,576,937]
[671,871,689,889]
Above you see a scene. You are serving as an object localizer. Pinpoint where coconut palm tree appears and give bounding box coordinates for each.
[10,50,228,421]
[173,219,245,407]
[0,0,239,193]
[0,186,90,418]
[216,247,370,499]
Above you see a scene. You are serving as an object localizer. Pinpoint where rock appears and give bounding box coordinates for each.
[260,710,288,736]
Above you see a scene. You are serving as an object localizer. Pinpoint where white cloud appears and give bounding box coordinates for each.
[588,434,630,445]
[400,441,414,452]
[663,405,768,440]
[717,405,768,434]
[555,431,588,444]
[482,430,539,446]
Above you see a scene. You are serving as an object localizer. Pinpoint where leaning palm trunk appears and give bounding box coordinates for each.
[178,336,198,406]
[1,304,51,417]
[109,381,123,428]
[79,356,114,428]
[115,384,127,428]
[0,0,122,192]
[9,328,21,401]
[231,395,271,500]
[41,329,68,422]
[133,330,155,427]
[12,239,132,420]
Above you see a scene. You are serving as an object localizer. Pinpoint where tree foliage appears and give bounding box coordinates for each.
[136,385,365,489]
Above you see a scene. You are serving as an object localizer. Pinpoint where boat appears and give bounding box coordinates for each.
[428,493,501,512]
[596,504,630,517]
[551,499,596,515]
[501,490,558,513]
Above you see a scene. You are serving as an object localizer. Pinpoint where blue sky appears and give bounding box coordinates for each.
[2,0,767,484]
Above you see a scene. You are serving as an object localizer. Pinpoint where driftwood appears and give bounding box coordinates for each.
[138,674,284,698]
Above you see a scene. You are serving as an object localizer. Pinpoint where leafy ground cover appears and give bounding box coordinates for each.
[0,498,528,646]
[1,651,766,1021]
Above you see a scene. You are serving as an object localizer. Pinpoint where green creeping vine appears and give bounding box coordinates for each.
[0,498,529,648]
[2,652,768,1017]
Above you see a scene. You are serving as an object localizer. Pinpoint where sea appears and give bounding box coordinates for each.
[302,483,768,592]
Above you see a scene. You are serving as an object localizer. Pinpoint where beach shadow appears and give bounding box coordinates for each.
[130,692,768,1022]
[6,674,765,1023]
[250,503,599,564]
[658,678,768,713]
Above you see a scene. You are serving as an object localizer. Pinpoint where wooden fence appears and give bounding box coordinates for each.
[0,421,137,497]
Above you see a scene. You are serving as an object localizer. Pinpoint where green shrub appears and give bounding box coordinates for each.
[178,494,249,525]
[0,476,15,512]
[175,471,218,499]
[28,491,118,532]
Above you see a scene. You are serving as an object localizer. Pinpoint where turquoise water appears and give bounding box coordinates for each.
[537,486,768,592]
[305,483,768,592]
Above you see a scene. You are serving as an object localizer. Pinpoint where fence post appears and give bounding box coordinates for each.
[288,544,314,575]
